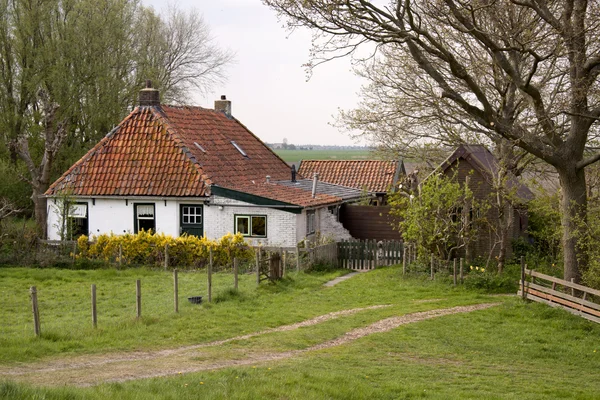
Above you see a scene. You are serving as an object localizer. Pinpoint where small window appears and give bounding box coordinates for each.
[182,205,202,224]
[306,210,316,235]
[67,203,88,239]
[134,203,155,233]
[231,141,248,157]
[235,215,266,237]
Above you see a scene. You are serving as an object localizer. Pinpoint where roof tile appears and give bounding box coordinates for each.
[298,160,400,193]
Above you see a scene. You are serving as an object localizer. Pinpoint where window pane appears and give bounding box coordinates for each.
[236,216,250,235]
[138,218,155,232]
[68,204,87,218]
[137,205,154,217]
[251,216,266,237]
[183,216,189,224]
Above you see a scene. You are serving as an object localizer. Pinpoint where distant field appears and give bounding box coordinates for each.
[274,149,373,163]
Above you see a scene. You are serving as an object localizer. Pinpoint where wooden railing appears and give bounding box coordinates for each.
[518,267,600,324]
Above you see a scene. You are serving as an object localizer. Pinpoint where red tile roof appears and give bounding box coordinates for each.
[46,105,292,197]
[298,160,401,193]
[219,181,344,208]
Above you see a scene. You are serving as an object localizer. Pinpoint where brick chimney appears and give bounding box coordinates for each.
[139,80,160,106]
[215,95,232,118]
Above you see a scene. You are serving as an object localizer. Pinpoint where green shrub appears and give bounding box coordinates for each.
[76,231,253,269]
[463,263,520,293]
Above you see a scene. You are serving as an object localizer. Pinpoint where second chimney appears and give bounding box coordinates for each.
[139,80,160,106]
[215,95,232,118]
[312,173,319,198]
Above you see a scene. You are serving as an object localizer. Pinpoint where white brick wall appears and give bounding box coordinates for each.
[47,195,349,247]
[318,207,353,241]
[205,195,299,247]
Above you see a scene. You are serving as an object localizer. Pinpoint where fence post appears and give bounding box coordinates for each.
[570,278,575,297]
[453,258,457,286]
[91,284,97,328]
[430,253,434,280]
[279,247,284,277]
[256,248,261,285]
[234,257,239,290]
[164,244,169,270]
[282,250,287,277]
[30,286,41,337]
[459,258,464,284]
[72,241,77,266]
[208,248,213,302]
[402,246,407,275]
[521,256,526,300]
[173,269,178,313]
[118,244,123,268]
[136,279,141,319]
[295,245,300,272]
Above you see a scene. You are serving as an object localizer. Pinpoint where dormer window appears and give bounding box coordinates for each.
[231,141,247,157]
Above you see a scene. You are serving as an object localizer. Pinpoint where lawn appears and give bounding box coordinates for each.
[274,149,374,163]
[1,265,599,399]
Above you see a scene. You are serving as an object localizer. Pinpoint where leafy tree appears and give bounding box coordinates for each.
[0,0,232,237]
[390,172,486,264]
[263,0,600,282]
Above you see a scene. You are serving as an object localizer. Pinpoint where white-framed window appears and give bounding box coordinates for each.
[134,203,155,233]
[181,205,202,224]
[306,210,316,235]
[235,215,266,237]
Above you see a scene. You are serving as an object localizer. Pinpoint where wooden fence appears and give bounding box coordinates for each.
[518,267,600,324]
[337,239,403,270]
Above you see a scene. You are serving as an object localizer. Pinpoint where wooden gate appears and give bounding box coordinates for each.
[337,239,403,270]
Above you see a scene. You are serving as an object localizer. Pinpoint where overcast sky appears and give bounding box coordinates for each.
[140,0,366,146]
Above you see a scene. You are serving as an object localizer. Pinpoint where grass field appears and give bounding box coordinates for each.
[1,265,600,399]
[274,149,374,163]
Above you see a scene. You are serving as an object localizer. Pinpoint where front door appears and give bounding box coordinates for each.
[180,204,203,237]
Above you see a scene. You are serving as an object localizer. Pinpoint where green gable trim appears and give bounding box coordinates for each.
[210,185,303,214]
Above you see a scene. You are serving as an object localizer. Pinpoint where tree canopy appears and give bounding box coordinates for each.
[264,0,600,281]
[0,0,232,235]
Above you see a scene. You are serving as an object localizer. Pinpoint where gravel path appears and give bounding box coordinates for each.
[0,302,500,387]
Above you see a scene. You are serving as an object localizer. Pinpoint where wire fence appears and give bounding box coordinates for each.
[0,249,307,340]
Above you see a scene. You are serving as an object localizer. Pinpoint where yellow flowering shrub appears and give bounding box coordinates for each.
[76,231,252,269]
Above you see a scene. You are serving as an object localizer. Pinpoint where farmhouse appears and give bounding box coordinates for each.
[45,83,361,246]
[435,144,534,259]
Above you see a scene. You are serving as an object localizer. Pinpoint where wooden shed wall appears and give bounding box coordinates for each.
[339,205,402,241]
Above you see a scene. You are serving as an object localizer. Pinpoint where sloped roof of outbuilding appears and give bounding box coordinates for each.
[297,160,404,193]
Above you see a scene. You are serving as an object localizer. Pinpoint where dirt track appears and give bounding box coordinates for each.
[0,302,499,387]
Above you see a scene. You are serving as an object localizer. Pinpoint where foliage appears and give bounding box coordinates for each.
[463,262,520,293]
[526,189,562,261]
[389,172,486,263]
[76,231,253,269]
[0,0,233,231]
[264,0,600,282]
[0,218,37,265]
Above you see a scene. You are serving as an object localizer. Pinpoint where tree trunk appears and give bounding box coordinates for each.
[557,167,587,283]
[32,189,48,240]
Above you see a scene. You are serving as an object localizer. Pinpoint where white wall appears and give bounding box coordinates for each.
[206,195,298,247]
[47,196,303,247]
[297,207,352,246]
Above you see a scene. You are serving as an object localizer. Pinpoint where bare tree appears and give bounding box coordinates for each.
[134,6,234,103]
[264,0,600,282]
